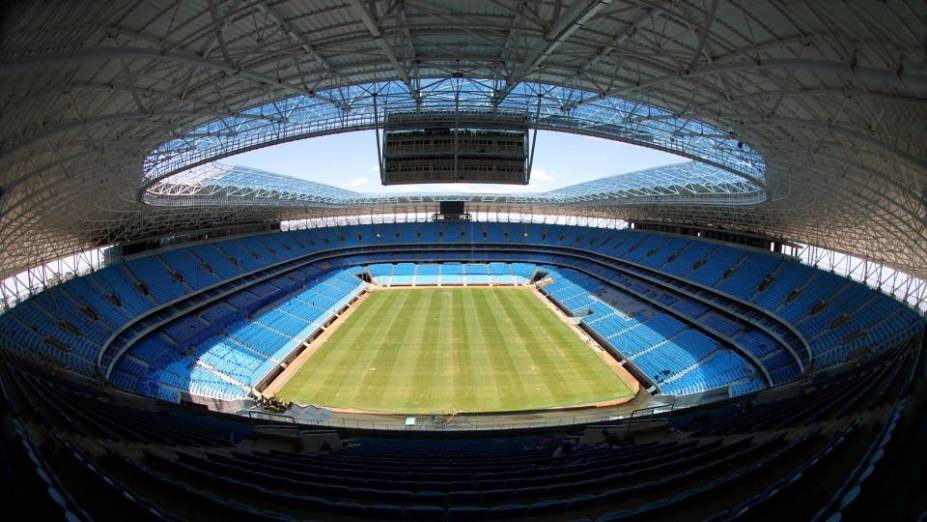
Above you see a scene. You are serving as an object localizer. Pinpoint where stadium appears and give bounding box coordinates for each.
[0,0,925,520]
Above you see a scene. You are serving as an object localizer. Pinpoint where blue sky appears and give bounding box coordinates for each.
[226,130,685,194]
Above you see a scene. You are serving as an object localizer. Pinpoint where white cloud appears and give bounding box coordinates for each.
[345,176,370,188]
[532,168,555,182]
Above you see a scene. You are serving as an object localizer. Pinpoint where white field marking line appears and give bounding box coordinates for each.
[262,290,372,396]
[538,295,611,393]
[530,286,633,386]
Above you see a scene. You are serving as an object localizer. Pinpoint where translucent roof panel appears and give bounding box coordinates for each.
[144,79,766,194]
[145,160,764,208]
[548,162,764,205]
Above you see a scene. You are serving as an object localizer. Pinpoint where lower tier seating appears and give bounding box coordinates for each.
[115,267,365,402]
[541,266,764,397]
[0,335,919,521]
[365,262,533,286]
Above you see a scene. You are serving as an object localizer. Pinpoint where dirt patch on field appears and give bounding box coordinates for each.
[262,290,371,397]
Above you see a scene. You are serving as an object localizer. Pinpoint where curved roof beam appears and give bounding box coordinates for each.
[0,110,285,161]
[347,0,418,102]
[253,1,342,83]
[577,2,667,76]
[0,47,352,111]
[580,58,927,103]
[492,0,616,106]
[620,88,927,125]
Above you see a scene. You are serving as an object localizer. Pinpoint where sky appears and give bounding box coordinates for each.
[225,130,686,194]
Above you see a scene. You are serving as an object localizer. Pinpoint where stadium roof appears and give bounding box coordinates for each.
[146,160,764,207]
[0,0,925,278]
[143,79,766,188]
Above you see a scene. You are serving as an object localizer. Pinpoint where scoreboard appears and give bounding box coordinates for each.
[381,111,530,185]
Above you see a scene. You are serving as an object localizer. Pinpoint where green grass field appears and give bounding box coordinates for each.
[277,287,635,413]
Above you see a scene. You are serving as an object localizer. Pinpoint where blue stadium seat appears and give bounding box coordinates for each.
[1,222,921,404]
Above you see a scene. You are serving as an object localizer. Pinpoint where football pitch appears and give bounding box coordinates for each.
[277,287,636,413]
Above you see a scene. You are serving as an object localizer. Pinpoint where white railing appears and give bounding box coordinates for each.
[280,212,629,232]
[794,244,927,315]
[0,247,111,313]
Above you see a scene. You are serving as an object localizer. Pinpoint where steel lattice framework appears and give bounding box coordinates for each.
[0,0,925,280]
[143,78,766,187]
[145,160,764,207]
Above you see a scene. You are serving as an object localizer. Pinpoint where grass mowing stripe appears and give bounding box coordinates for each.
[278,287,636,413]
[340,292,408,402]
[435,288,457,411]
[511,290,603,400]
[376,290,427,408]
[312,295,387,402]
[357,290,420,407]
[472,289,531,407]
[320,290,406,407]
[501,289,615,406]
[488,289,560,405]
[418,289,445,410]
[294,290,393,399]
[457,288,485,410]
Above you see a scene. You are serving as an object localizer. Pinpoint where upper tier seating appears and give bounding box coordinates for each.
[0,223,921,404]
